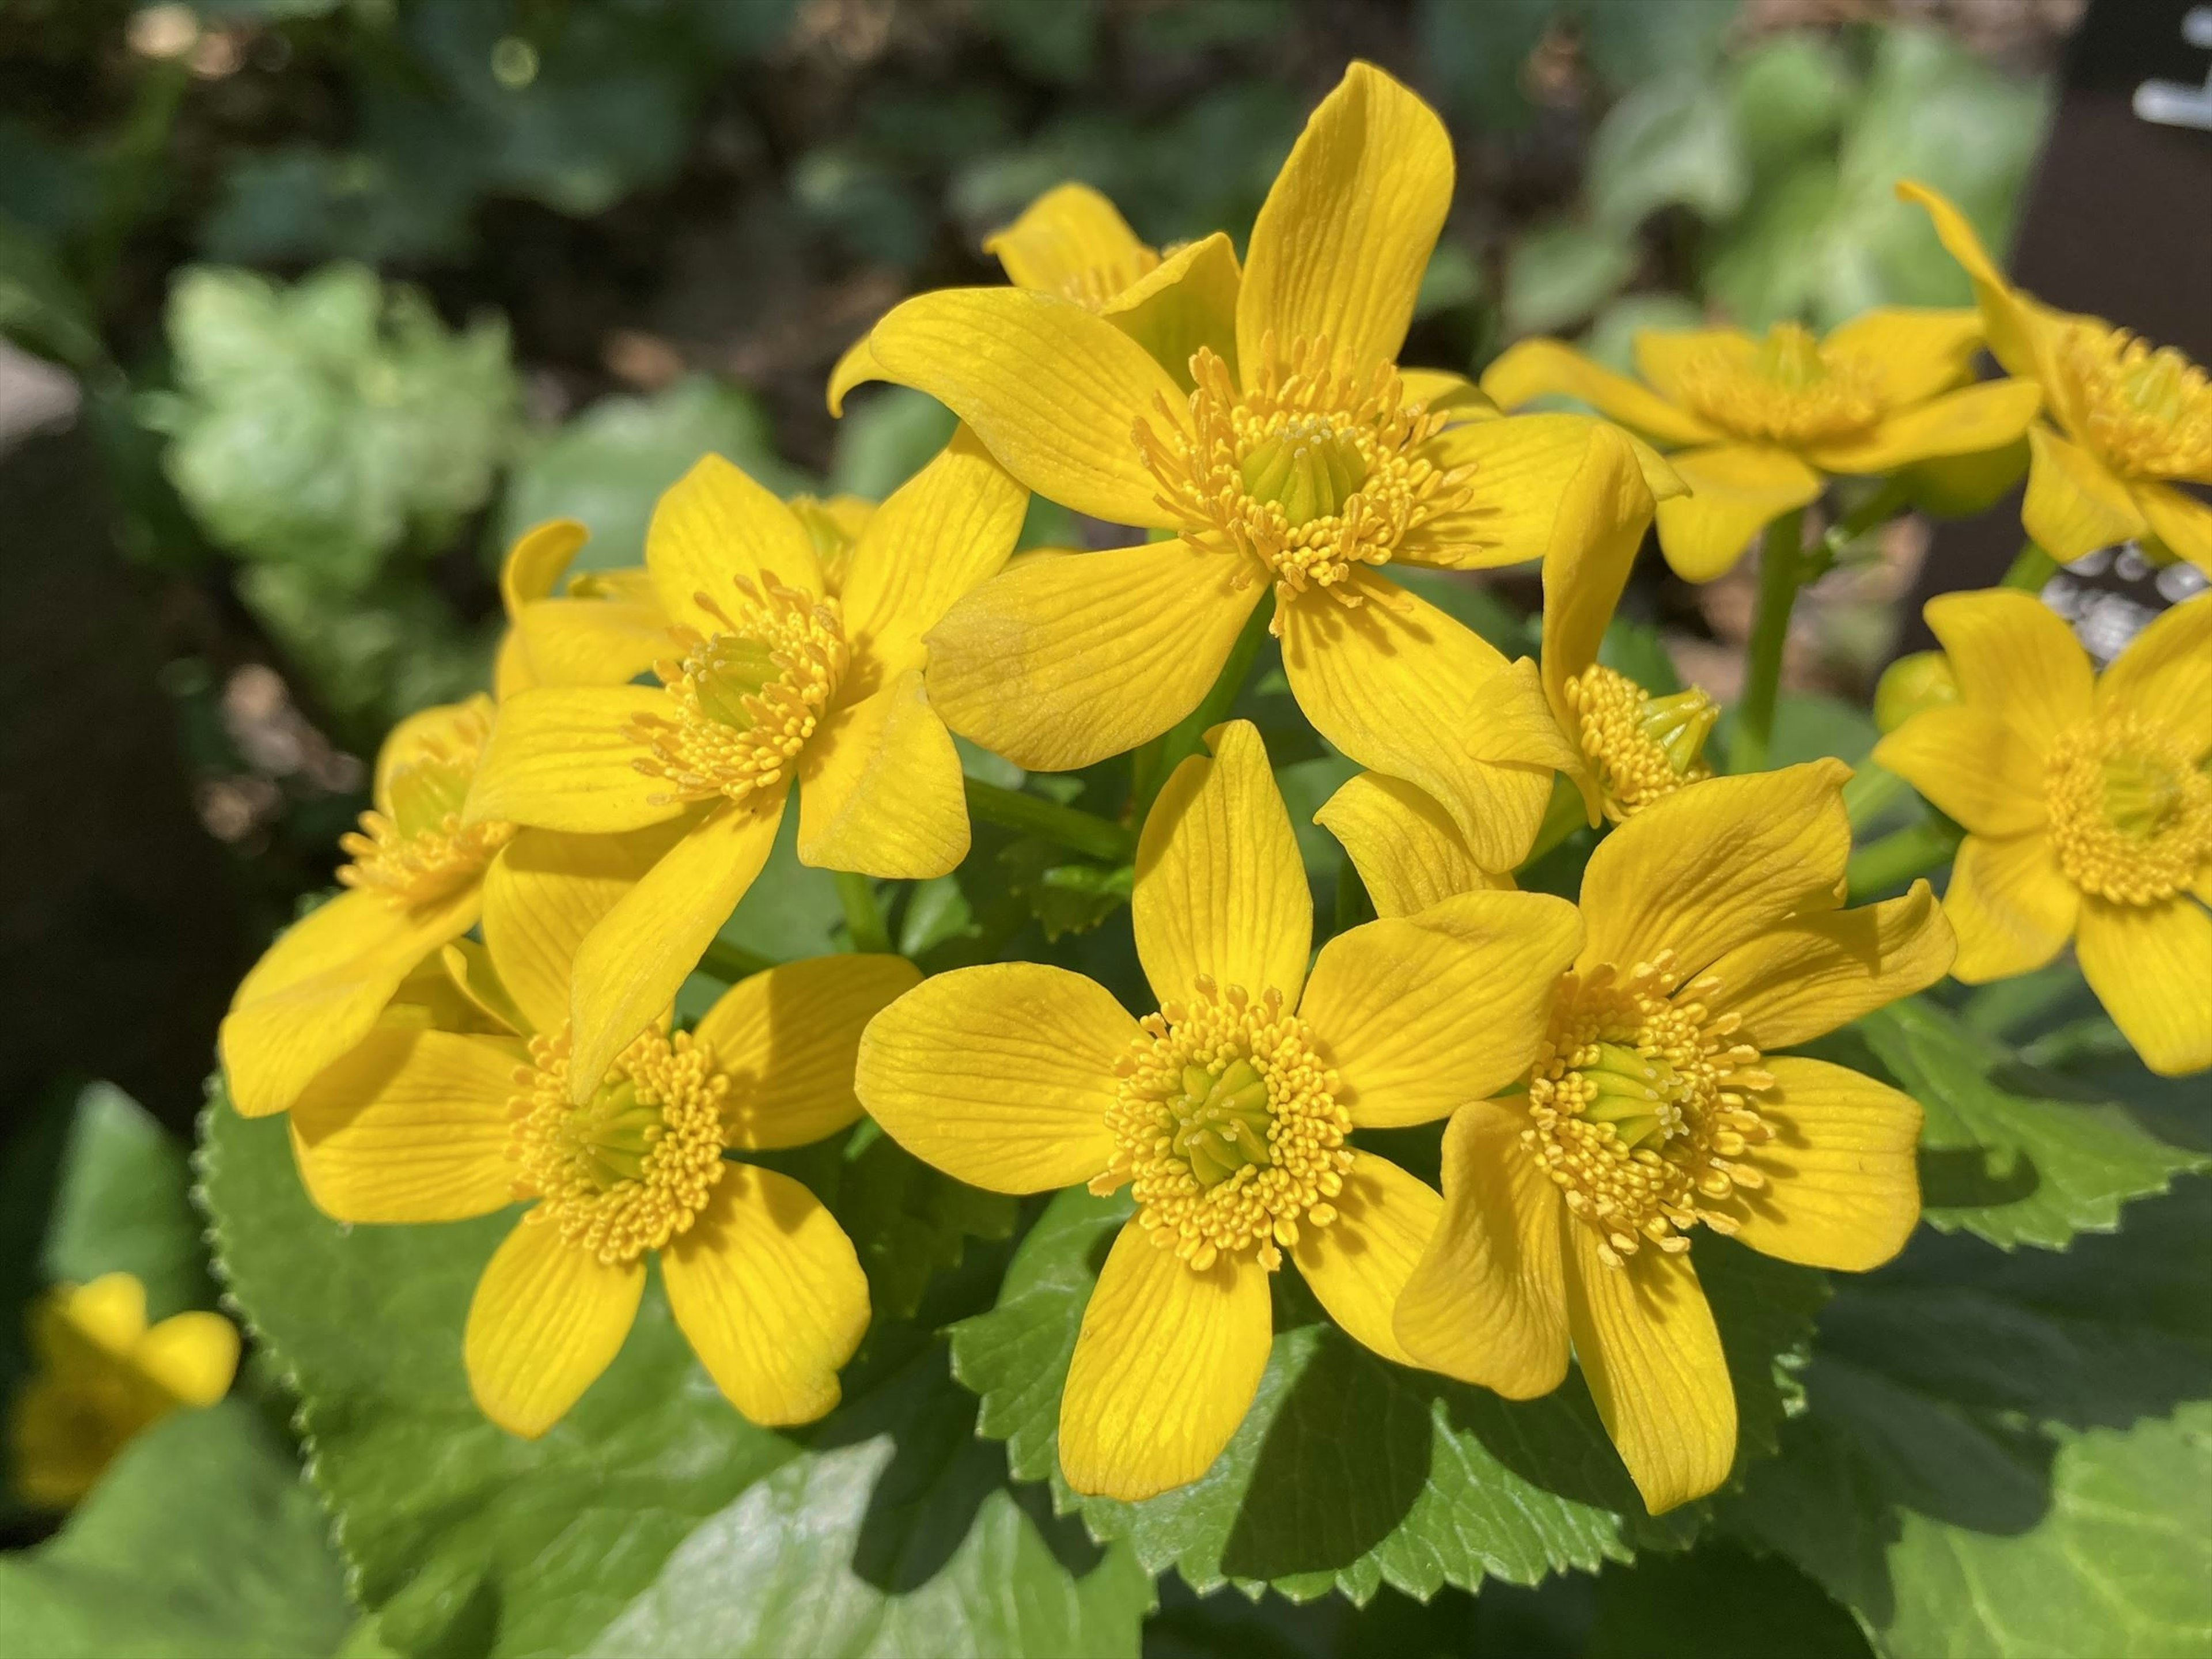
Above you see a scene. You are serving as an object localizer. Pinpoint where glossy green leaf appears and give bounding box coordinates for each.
[1589,1540,1870,1659]
[1502,220,1637,340]
[41,1082,212,1321]
[1588,73,1749,231]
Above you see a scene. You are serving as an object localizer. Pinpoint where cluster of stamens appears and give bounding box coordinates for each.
[2057,323,2212,480]
[509,1023,730,1266]
[1675,323,1887,446]
[1520,952,1773,1267]
[628,577,847,808]
[1562,665,1718,821]
[1134,334,1471,616]
[337,704,514,906]
[2044,713,2211,904]
[1093,976,1352,1272]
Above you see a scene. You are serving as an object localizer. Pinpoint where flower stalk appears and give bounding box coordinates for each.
[962,778,1137,863]
[1729,508,1808,774]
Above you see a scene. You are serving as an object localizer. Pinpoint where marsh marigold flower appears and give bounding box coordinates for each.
[283,824,915,1435]
[1328,764,1952,1513]
[1874,590,2212,1075]
[462,432,1022,1098]
[493,518,671,700]
[854,721,1583,1499]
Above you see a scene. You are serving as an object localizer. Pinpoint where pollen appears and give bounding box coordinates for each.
[2044,713,2212,904]
[2058,323,2212,481]
[1563,665,1718,821]
[509,1022,730,1266]
[1675,323,1887,447]
[1134,335,1472,616]
[628,576,847,808]
[1520,952,1774,1268]
[338,700,514,906]
[1093,975,1354,1272]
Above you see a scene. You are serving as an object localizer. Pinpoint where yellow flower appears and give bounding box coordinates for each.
[854,721,1584,1500]
[1874,590,2212,1075]
[1483,301,2040,582]
[285,824,918,1435]
[493,519,671,700]
[1336,763,1950,1514]
[461,431,1024,1098]
[1902,181,2212,576]
[836,63,1680,872]
[222,695,515,1120]
[11,1274,238,1509]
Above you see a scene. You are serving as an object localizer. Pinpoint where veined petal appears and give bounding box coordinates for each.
[1302,889,1582,1127]
[661,1164,869,1426]
[1923,586,2094,740]
[1239,62,1453,380]
[1577,761,1854,979]
[1410,413,1680,572]
[984,181,1152,294]
[826,331,885,418]
[2137,482,2212,579]
[926,539,1260,771]
[1944,831,2079,982]
[1802,380,2042,475]
[515,595,670,689]
[442,937,527,1035]
[1819,307,1986,407]
[482,822,691,1036]
[500,520,588,618]
[797,671,969,880]
[647,454,822,639]
[2022,426,2150,562]
[1395,1100,1570,1397]
[136,1313,240,1408]
[1315,771,1504,919]
[462,686,683,834]
[567,797,786,1101]
[1725,1056,1921,1272]
[288,1027,522,1223]
[1402,368,1501,422]
[1290,1151,1441,1367]
[495,629,537,701]
[464,1218,643,1439]
[1651,444,1824,583]
[1058,1222,1272,1501]
[2077,897,2212,1077]
[855,963,1129,1192]
[1133,719,1312,1010]
[866,287,1185,528]
[693,953,920,1149]
[1703,881,1955,1050]
[1101,232,1242,391]
[1479,338,1718,448]
[1562,1225,1735,1516]
[1869,706,2048,836]
[1539,422,1660,729]
[2099,592,2212,759]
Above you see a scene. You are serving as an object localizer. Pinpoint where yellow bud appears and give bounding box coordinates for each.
[1874,650,1960,734]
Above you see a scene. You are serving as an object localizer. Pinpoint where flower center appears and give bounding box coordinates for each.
[1094,976,1353,1272]
[337,704,514,906]
[509,1023,729,1265]
[628,577,847,808]
[1520,953,1772,1267]
[1676,323,1886,446]
[2058,322,2212,480]
[1562,665,1718,821]
[2044,714,2212,904]
[1134,335,1471,610]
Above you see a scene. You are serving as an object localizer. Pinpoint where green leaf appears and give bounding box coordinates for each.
[1575,0,1738,89]
[0,210,102,369]
[831,387,959,501]
[999,840,1134,942]
[233,563,489,733]
[1587,73,1749,232]
[0,1400,354,1659]
[1589,1540,1871,1659]
[1726,32,1853,177]
[949,1190,1826,1604]
[1502,219,1637,340]
[41,1082,212,1321]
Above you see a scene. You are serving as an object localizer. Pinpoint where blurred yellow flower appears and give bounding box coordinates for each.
[1874,590,2212,1075]
[855,721,1583,1500]
[12,1274,238,1509]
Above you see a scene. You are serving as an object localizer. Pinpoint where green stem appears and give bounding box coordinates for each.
[88,58,190,304]
[1841,763,1909,831]
[834,871,893,955]
[1845,818,1963,903]
[2001,542,2059,591]
[1728,509,1807,774]
[1519,775,1593,872]
[1805,476,1911,581]
[697,938,778,983]
[1134,592,1275,820]
[963,778,1136,863]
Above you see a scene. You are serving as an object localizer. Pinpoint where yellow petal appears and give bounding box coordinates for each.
[1239,62,1452,380]
[1577,760,1854,979]
[1539,422,1660,733]
[514,595,671,689]
[1633,328,1756,407]
[463,686,684,834]
[854,963,1128,1192]
[1132,719,1312,1009]
[2077,896,2212,1077]
[464,1218,643,1438]
[1103,232,1243,389]
[2022,425,2150,562]
[797,671,969,879]
[2099,592,2212,759]
[1923,585,2094,740]
[500,519,588,618]
[1703,881,1955,1051]
[1410,413,1678,572]
[1895,181,2059,385]
[1393,1100,1570,1397]
[1562,1224,1735,1516]
[376,694,498,812]
[1651,443,1824,583]
[1313,770,1504,918]
[825,331,885,418]
[866,287,1185,528]
[1869,706,2048,836]
[1290,1150,1440,1366]
[482,822,690,1036]
[692,953,921,1149]
[1402,368,1501,422]
[567,797,786,1100]
[221,886,480,1119]
[1726,1056,1922,1272]
[661,1163,869,1426]
[2137,482,2212,579]
[1943,831,2080,983]
[1802,380,2042,475]
[1479,338,1718,447]
[287,1027,522,1223]
[1818,307,1984,406]
[925,538,1260,771]
[495,628,537,701]
[646,454,822,639]
[984,181,1153,296]
[1058,1222,1272,1501]
[135,1312,240,1407]
[56,1273,147,1352]
[1302,889,1582,1128]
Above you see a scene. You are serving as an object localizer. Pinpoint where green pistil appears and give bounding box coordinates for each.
[1755,322,1829,389]
[574,1079,661,1190]
[384,759,471,838]
[1240,426,1367,527]
[692,637,783,731]
[1171,1058,1275,1188]
[1575,1043,1681,1150]
[2103,751,2183,838]
[1638,688,1719,774]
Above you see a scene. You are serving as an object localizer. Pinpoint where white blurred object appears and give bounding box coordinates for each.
[2133,6,2212,129]
[0,339,80,456]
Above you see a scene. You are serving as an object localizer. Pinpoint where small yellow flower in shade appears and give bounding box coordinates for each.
[835,63,1681,875]
[221,695,514,1121]
[854,721,1585,1501]
[1902,182,2212,576]
[1873,590,2212,1075]
[493,519,671,701]
[283,821,918,1435]
[10,1274,238,1509]
[461,431,1024,1099]
[1483,296,2042,583]
[1331,763,1952,1514]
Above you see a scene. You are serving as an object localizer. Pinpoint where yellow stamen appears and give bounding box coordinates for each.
[2044,713,2212,904]
[1563,665,1718,821]
[336,700,513,906]
[1675,323,1886,446]
[2057,323,2212,480]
